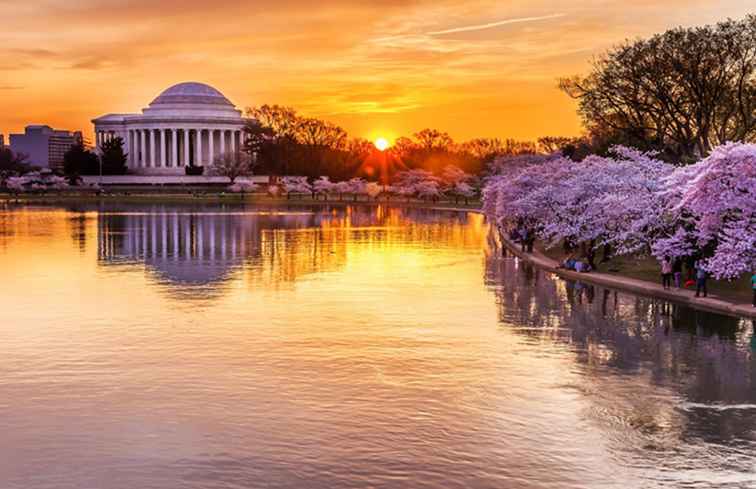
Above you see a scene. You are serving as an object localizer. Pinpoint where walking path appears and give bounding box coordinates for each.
[497,232,755,320]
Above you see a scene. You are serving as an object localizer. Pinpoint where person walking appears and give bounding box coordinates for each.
[661,257,673,289]
[695,262,708,298]
[672,258,683,288]
[520,228,528,253]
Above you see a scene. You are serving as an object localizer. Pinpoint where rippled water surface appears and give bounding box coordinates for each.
[1,203,755,489]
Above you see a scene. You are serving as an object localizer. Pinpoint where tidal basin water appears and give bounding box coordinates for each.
[1,204,755,489]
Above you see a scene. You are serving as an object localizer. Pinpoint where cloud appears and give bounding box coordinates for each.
[427,13,567,36]
[0,0,751,142]
[69,58,109,70]
[9,48,59,58]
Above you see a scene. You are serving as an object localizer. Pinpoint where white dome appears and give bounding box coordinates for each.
[141,82,242,119]
[150,82,234,108]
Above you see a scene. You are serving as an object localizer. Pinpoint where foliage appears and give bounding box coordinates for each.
[228,181,259,193]
[245,104,541,181]
[652,143,756,279]
[483,142,756,280]
[0,148,31,185]
[212,151,254,183]
[100,137,128,175]
[392,169,442,200]
[63,141,100,179]
[281,176,312,197]
[560,15,756,163]
[245,105,356,180]
[4,171,68,193]
[313,176,335,197]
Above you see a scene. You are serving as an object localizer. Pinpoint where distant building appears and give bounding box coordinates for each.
[9,125,82,170]
[0,134,5,148]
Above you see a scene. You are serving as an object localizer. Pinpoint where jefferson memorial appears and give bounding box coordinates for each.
[92,82,246,174]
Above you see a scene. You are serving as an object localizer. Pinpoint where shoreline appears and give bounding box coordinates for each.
[496,231,755,320]
[0,192,480,210]
[2,192,753,319]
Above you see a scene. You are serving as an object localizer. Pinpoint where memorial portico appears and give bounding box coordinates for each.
[92,82,247,175]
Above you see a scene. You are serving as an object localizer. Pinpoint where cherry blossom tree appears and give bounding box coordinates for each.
[415,179,441,201]
[281,176,312,199]
[483,142,756,279]
[228,181,259,194]
[441,164,477,203]
[392,169,441,201]
[653,143,756,279]
[313,176,335,200]
[365,182,382,200]
[334,180,351,200]
[3,172,69,193]
[5,176,28,194]
[345,178,367,201]
[450,182,476,204]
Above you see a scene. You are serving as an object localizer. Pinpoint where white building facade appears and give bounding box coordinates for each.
[92,82,247,175]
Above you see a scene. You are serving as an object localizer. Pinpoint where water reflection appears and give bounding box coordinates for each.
[93,204,482,294]
[0,204,754,489]
[486,253,756,467]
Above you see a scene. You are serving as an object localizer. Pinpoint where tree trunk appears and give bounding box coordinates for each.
[601,243,612,263]
[583,240,597,269]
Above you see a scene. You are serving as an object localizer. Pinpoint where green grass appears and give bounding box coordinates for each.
[541,245,753,304]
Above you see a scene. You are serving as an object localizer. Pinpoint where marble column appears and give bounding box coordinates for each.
[150,129,156,168]
[220,130,226,155]
[172,129,178,168]
[160,129,166,168]
[208,129,214,166]
[140,129,146,168]
[184,129,190,167]
[197,129,203,166]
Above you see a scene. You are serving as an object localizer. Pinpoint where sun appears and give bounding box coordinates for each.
[374,137,390,151]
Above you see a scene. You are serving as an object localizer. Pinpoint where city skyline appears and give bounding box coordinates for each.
[1,1,752,143]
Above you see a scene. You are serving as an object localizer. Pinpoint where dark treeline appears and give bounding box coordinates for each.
[243,105,538,182]
[63,137,127,178]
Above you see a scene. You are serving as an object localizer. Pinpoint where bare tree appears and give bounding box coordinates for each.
[212,151,254,184]
[413,128,454,151]
[458,138,536,160]
[560,15,756,163]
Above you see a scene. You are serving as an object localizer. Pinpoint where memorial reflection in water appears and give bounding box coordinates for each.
[95,204,482,291]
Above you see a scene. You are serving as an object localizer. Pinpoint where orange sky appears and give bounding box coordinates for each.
[0,1,751,143]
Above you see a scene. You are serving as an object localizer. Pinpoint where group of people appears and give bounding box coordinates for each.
[558,254,592,273]
[510,226,535,253]
[505,224,755,307]
[659,257,716,298]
